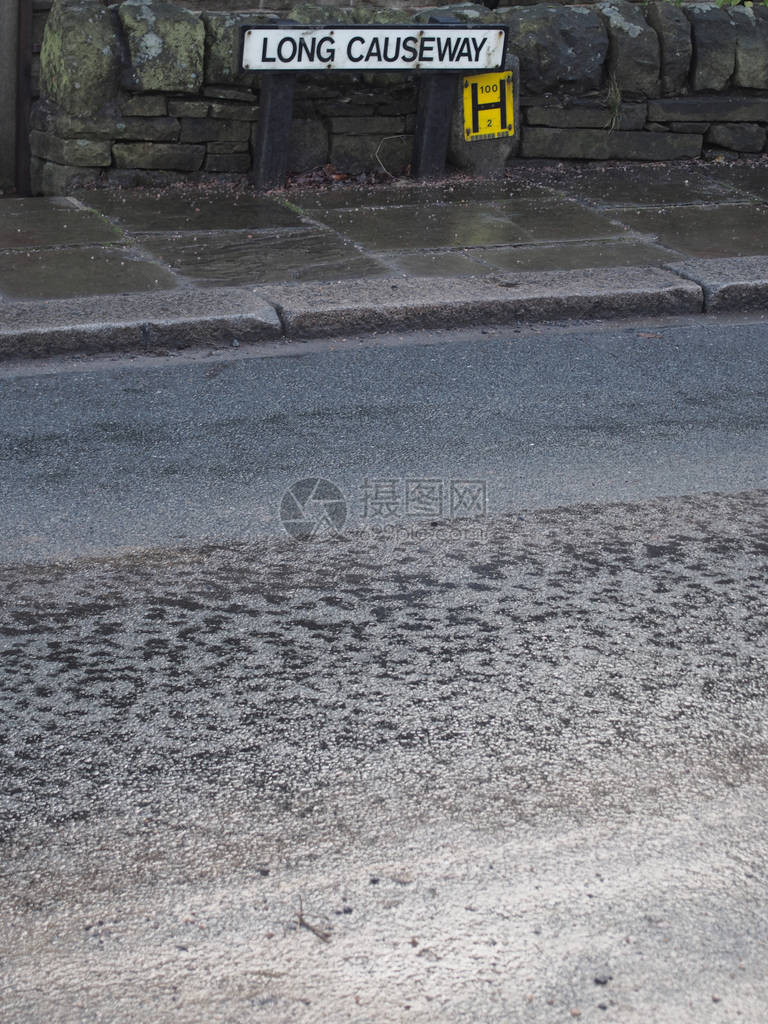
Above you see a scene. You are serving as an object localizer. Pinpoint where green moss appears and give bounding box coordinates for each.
[40,0,121,115]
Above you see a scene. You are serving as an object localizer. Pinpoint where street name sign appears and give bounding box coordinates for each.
[241,25,508,72]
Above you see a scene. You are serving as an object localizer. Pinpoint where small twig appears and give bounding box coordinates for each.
[297,896,331,942]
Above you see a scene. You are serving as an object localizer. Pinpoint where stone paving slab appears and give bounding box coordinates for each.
[611,202,768,258]
[541,164,742,209]
[76,190,303,231]
[312,204,534,250]
[0,246,180,300]
[468,239,677,273]
[0,197,123,248]
[286,179,557,211]
[136,228,390,285]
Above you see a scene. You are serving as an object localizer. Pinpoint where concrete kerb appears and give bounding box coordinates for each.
[9,258,768,358]
[665,257,768,314]
[0,287,281,359]
[261,267,703,340]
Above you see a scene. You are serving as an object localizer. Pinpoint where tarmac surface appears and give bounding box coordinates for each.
[2,488,768,1023]
[2,314,768,564]
[1,157,768,356]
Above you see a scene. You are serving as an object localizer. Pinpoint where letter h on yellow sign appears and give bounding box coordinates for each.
[463,71,515,142]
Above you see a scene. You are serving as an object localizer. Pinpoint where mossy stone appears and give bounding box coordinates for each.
[40,0,121,116]
[119,0,205,93]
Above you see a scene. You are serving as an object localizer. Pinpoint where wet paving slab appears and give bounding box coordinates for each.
[136,227,390,284]
[0,246,180,300]
[285,178,557,211]
[610,202,768,258]
[0,197,124,249]
[496,198,626,242]
[468,238,678,273]
[77,189,304,232]
[309,198,625,251]
[314,204,533,250]
[381,249,490,276]
[543,164,743,209]
[697,163,768,203]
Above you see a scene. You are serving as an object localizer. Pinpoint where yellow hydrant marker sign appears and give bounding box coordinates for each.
[463,72,515,142]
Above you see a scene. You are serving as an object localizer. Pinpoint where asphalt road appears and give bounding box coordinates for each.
[2,315,768,1023]
[1,313,768,563]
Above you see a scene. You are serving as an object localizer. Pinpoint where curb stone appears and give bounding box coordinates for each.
[665,257,768,313]
[7,260,768,359]
[259,267,703,340]
[0,287,281,358]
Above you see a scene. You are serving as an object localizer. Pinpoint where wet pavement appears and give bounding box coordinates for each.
[0,159,766,304]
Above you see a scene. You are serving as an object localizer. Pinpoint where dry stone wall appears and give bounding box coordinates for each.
[31,0,768,194]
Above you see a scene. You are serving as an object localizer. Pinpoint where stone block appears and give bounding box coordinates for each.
[329,116,407,136]
[289,120,330,170]
[203,11,273,85]
[414,4,496,24]
[498,5,608,94]
[106,168,189,188]
[207,141,250,154]
[209,101,259,121]
[112,142,205,171]
[119,0,205,94]
[33,159,102,196]
[180,118,252,143]
[34,106,114,139]
[204,86,257,102]
[648,96,768,122]
[525,99,646,131]
[521,127,701,160]
[112,117,181,142]
[317,102,376,118]
[670,122,709,134]
[645,2,692,96]
[329,133,412,175]
[40,0,121,115]
[684,5,736,92]
[597,1,660,98]
[204,153,251,173]
[731,7,768,90]
[29,132,112,167]
[119,94,169,117]
[168,100,210,118]
[706,123,766,153]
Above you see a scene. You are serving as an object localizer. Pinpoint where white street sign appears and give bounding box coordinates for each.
[242,25,508,73]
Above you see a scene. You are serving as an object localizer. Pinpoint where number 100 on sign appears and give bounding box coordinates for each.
[463,72,514,142]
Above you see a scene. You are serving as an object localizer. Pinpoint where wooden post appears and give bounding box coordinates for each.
[250,73,296,190]
[411,72,457,180]
[15,0,33,195]
[0,1,20,191]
